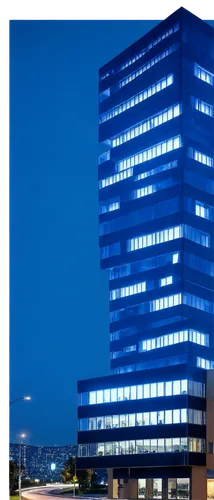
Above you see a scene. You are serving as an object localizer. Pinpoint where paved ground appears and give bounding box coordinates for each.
[21,486,107,500]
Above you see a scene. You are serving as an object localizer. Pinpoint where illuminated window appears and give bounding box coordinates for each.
[99,75,174,124]
[120,23,179,72]
[135,160,177,181]
[168,478,190,499]
[100,199,120,214]
[119,45,178,88]
[193,96,213,117]
[110,281,146,301]
[112,104,181,147]
[118,136,181,172]
[78,437,204,457]
[160,275,173,287]
[128,224,210,252]
[197,357,214,370]
[191,148,213,168]
[195,201,210,220]
[99,168,133,189]
[194,63,214,85]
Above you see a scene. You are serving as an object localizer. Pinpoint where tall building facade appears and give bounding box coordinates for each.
[77,8,214,500]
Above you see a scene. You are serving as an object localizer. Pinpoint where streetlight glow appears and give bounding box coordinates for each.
[10,396,31,406]
[19,433,26,500]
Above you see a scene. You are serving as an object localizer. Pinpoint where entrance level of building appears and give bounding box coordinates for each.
[108,467,211,499]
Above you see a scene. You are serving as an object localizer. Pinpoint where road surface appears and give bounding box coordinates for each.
[21,485,107,500]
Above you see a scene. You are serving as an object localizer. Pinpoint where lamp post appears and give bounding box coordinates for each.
[10,396,31,407]
[73,455,77,497]
[18,433,26,500]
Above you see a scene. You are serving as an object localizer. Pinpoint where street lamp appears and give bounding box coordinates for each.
[18,433,26,500]
[10,396,31,406]
[73,455,77,497]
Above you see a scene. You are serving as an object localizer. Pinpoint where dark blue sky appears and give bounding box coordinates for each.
[10,18,214,447]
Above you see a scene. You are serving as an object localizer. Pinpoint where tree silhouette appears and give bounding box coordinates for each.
[9,460,18,494]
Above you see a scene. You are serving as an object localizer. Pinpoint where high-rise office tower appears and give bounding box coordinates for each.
[77,8,214,500]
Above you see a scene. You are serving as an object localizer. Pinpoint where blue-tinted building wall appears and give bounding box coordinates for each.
[77,7,214,499]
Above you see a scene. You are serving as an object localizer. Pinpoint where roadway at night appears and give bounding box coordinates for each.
[21,485,107,500]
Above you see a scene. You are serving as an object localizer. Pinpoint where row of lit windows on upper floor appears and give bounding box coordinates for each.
[99,146,214,199]
[100,46,177,102]
[78,437,205,457]
[193,96,214,117]
[110,275,176,301]
[99,23,179,80]
[109,252,214,283]
[194,63,214,86]
[136,160,178,182]
[109,96,213,150]
[99,178,170,213]
[99,74,173,124]
[110,292,214,323]
[111,330,208,362]
[79,379,205,406]
[195,201,212,219]
[191,149,213,168]
[141,329,209,350]
[99,61,214,124]
[110,313,184,343]
[100,199,120,214]
[127,224,210,253]
[115,141,213,175]
[120,24,179,71]
[110,316,202,343]
[109,251,180,280]
[103,95,213,160]
[79,407,205,432]
[111,329,209,359]
[110,280,146,300]
[101,224,210,261]
[117,136,181,173]
[119,44,178,89]
[99,158,177,190]
[197,357,214,370]
[112,353,186,375]
[111,104,181,148]
[100,196,180,237]
[99,196,213,237]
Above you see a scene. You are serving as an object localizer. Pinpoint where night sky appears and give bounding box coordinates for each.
[10,17,214,447]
